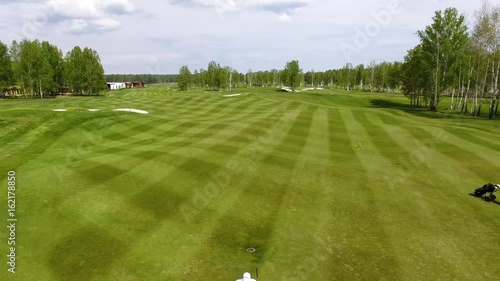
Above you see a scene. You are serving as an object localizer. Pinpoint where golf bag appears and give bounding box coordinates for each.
[474,183,497,200]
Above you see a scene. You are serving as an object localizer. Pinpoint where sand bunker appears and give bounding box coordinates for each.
[113,108,149,114]
[223,94,242,97]
[52,109,67,112]
[88,109,101,112]
[303,87,325,91]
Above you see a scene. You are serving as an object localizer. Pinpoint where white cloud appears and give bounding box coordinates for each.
[92,17,122,30]
[59,17,121,34]
[68,19,88,32]
[277,13,291,22]
[42,0,135,33]
[102,0,135,15]
[170,0,314,20]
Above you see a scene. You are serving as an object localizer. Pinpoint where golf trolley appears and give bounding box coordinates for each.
[473,183,499,202]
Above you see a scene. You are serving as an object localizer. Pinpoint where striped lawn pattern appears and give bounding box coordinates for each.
[0,87,499,281]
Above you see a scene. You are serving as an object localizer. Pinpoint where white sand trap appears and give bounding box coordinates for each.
[223,94,242,97]
[52,109,67,112]
[88,109,101,112]
[303,87,325,91]
[114,108,149,114]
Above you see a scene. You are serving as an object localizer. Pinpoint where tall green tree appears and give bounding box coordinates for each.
[82,47,106,95]
[65,46,106,95]
[19,39,52,98]
[9,41,21,91]
[207,61,219,91]
[41,41,64,95]
[402,44,432,106]
[284,60,301,92]
[178,65,192,91]
[217,66,230,91]
[471,3,500,119]
[0,41,13,95]
[418,8,469,111]
[64,46,84,94]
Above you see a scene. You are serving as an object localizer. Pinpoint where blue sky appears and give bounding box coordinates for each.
[0,0,495,74]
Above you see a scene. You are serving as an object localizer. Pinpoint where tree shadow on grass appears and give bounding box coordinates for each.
[369,98,480,120]
[370,99,416,110]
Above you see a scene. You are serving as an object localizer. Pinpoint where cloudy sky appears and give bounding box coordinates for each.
[0,0,496,74]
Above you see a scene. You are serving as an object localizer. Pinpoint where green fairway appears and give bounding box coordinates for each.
[1,86,499,280]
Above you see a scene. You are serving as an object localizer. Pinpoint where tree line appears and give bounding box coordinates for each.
[176,59,402,93]
[177,60,304,92]
[402,4,500,119]
[0,39,106,98]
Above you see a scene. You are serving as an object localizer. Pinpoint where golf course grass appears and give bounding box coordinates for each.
[1,85,499,280]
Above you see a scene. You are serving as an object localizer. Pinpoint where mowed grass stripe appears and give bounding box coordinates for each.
[323,108,397,280]
[339,109,395,179]
[101,96,254,144]
[91,98,278,161]
[415,126,500,180]
[358,111,497,279]
[171,95,222,115]
[148,104,304,278]
[179,96,238,119]
[441,126,500,154]
[260,105,317,169]
[165,101,302,153]
[0,113,122,171]
[75,98,284,184]
[177,104,312,279]
[352,110,411,167]
[327,108,355,163]
[256,107,339,281]
[5,89,500,281]
[46,98,278,199]
[335,109,404,279]
[104,102,304,280]
[45,101,290,281]
[189,97,274,122]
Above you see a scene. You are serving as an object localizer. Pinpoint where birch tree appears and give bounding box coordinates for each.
[19,39,52,98]
[418,8,469,111]
[283,60,301,92]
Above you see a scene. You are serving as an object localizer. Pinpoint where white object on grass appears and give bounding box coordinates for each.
[113,108,149,114]
[88,109,101,112]
[236,272,256,281]
[223,93,242,97]
[52,109,67,112]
